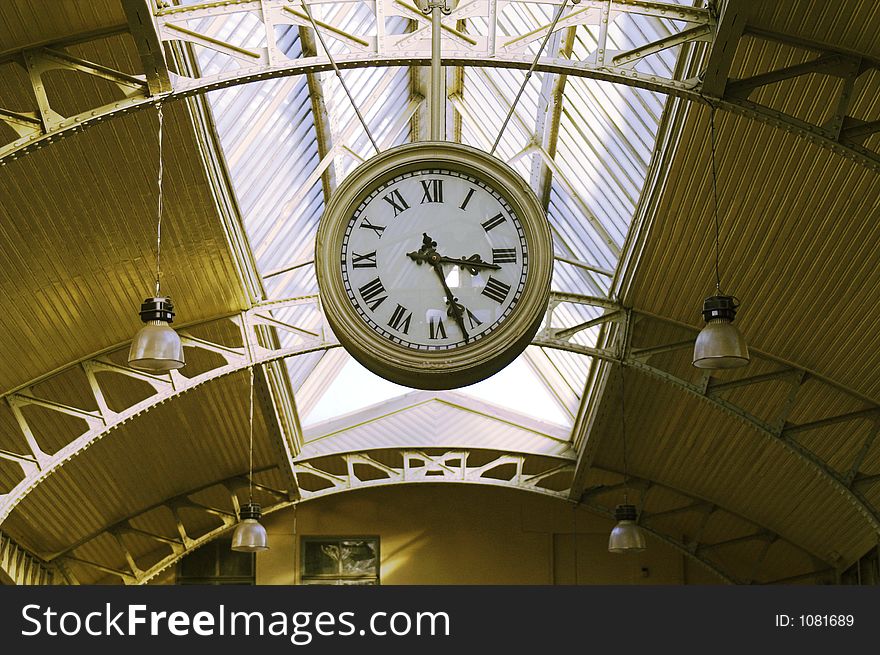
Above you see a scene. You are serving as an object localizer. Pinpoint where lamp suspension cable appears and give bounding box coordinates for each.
[490,0,572,156]
[155,102,164,297]
[620,365,629,505]
[248,365,255,504]
[300,0,379,155]
[709,105,722,294]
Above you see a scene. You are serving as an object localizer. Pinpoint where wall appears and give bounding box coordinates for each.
[253,484,723,585]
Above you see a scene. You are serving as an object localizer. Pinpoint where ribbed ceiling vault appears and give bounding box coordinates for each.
[0,0,878,584]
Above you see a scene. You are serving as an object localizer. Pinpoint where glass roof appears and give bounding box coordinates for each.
[305,353,571,426]
[186,0,686,445]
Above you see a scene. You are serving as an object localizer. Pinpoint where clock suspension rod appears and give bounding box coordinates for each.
[424,0,450,141]
[300,0,380,154]
[490,0,574,156]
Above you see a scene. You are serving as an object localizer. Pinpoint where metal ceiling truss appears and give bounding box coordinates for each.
[532,293,880,549]
[52,468,283,585]
[3,292,878,575]
[44,449,788,586]
[4,293,879,568]
[0,531,55,585]
[0,295,338,527]
[46,447,575,584]
[585,466,835,585]
[294,448,575,500]
[1,1,878,169]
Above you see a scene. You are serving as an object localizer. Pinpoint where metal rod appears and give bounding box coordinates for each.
[155,103,163,297]
[300,0,379,155]
[248,365,254,504]
[430,3,445,140]
[490,0,571,155]
[709,105,722,293]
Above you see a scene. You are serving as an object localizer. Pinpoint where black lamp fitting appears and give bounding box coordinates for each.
[614,503,638,522]
[239,503,262,521]
[139,296,175,324]
[700,294,738,323]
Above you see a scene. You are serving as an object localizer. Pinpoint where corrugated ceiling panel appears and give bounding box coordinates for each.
[0,35,244,395]
[627,99,880,400]
[754,0,880,59]
[591,367,871,564]
[4,370,276,557]
[0,0,123,53]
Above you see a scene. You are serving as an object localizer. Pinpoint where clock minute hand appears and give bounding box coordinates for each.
[405,233,470,341]
[432,263,469,342]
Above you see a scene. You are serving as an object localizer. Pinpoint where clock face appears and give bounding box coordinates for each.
[340,169,528,351]
[316,142,551,390]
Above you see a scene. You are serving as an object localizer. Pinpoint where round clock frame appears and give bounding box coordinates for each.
[315,141,552,390]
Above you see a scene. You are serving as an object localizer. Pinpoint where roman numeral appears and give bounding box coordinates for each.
[382,189,410,216]
[420,179,444,204]
[359,218,385,237]
[429,315,447,340]
[352,251,377,268]
[492,248,517,264]
[481,277,511,304]
[481,212,506,232]
[358,278,387,311]
[460,188,475,211]
[388,304,413,334]
[465,308,483,330]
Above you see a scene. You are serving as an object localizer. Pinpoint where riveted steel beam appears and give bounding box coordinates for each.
[56,446,576,584]
[0,532,55,585]
[61,449,749,585]
[593,464,832,576]
[0,1,877,170]
[122,0,172,95]
[0,296,338,529]
[4,292,879,576]
[535,293,880,540]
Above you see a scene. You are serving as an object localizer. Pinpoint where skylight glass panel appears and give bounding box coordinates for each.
[303,351,572,428]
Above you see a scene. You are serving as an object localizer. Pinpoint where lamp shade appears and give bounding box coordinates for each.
[231,503,269,552]
[608,504,646,554]
[128,297,185,373]
[692,295,749,369]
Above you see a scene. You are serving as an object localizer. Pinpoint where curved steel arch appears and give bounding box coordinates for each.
[0,295,338,527]
[0,532,55,585]
[533,293,880,541]
[48,452,752,586]
[1,1,878,168]
[2,292,879,557]
[588,465,834,584]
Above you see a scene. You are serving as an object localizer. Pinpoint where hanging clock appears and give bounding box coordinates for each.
[315,142,552,390]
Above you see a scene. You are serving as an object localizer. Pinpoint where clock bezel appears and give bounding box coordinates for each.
[315,141,552,390]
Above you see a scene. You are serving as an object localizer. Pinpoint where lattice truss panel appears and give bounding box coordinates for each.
[0,295,336,527]
[39,448,572,584]
[534,294,880,547]
[1,292,875,584]
[30,448,827,586]
[581,467,833,585]
[0,1,878,168]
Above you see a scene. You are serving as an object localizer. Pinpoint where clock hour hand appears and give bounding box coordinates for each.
[406,233,439,266]
[436,254,501,275]
[406,235,499,275]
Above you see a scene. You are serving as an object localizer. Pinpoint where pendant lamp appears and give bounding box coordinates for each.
[232,367,269,552]
[608,367,646,554]
[693,106,749,370]
[128,103,185,373]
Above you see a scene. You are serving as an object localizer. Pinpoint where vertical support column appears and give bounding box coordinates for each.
[426,0,448,141]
